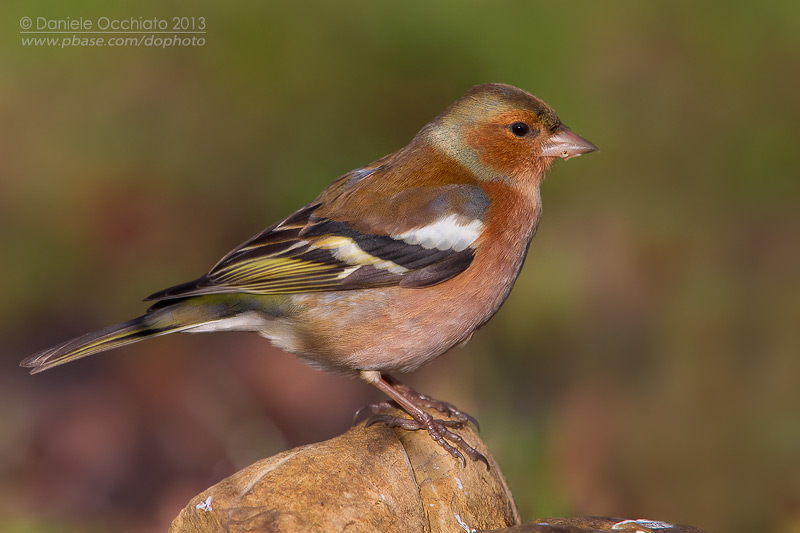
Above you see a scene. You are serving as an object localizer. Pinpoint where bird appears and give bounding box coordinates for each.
[22,83,596,466]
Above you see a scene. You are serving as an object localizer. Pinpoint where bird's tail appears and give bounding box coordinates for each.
[20,305,211,374]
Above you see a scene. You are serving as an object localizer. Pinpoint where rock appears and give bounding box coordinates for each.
[171,409,705,533]
[171,407,520,532]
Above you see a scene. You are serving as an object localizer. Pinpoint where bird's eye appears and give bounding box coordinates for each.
[510,122,531,137]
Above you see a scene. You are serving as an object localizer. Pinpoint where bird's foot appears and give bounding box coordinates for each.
[357,372,487,468]
[365,409,488,468]
[383,377,480,430]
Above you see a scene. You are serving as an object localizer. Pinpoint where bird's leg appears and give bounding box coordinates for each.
[359,371,488,468]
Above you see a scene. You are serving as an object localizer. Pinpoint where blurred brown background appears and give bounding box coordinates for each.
[1,1,798,531]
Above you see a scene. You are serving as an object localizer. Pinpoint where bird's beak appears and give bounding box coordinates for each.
[541,125,598,161]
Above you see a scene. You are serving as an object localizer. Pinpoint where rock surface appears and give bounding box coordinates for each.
[171,407,519,532]
[171,408,705,532]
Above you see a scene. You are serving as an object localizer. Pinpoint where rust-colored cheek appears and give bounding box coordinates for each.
[466,123,538,178]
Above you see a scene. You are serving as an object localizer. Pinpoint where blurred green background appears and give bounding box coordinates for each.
[1,1,798,531]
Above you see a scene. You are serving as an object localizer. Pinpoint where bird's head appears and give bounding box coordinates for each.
[426,83,597,185]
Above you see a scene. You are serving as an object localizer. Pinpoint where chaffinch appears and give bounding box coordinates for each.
[22,83,596,466]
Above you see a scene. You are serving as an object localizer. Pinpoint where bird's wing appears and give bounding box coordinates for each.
[145,171,488,301]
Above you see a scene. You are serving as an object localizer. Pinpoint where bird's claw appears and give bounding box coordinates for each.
[386,379,481,430]
[364,409,489,469]
[413,393,481,430]
[358,374,488,468]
